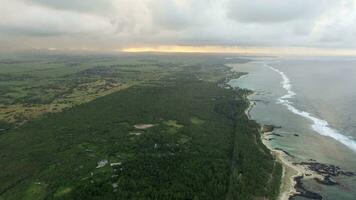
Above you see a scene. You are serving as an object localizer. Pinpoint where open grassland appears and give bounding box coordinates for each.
[0,54,188,126]
[0,54,280,199]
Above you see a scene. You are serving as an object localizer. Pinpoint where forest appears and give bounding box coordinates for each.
[0,54,281,200]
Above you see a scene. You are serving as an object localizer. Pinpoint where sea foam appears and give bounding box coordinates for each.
[267,64,356,153]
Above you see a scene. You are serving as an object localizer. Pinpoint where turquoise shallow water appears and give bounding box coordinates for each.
[228,58,356,200]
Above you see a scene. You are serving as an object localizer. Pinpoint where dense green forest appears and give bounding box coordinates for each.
[0,55,281,200]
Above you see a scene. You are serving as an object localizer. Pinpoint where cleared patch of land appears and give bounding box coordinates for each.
[133,124,155,129]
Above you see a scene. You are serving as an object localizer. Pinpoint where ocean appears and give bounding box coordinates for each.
[228,58,356,200]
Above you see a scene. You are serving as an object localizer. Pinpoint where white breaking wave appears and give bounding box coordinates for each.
[267,63,356,153]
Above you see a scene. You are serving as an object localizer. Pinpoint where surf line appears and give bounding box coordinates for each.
[265,63,356,153]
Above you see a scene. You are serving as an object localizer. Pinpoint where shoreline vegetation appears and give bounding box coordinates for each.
[230,66,295,200]
[0,55,281,200]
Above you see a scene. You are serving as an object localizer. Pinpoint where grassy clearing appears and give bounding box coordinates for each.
[54,187,72,198]
[163,120,184,128]
[190,117,205,125]
[23,182,47,200]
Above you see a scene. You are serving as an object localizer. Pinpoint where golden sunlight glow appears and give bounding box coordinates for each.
[121,45,356,56]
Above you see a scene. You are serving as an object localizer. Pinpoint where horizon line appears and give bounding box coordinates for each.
[120,45,356,57]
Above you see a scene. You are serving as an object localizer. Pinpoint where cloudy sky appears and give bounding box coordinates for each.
[1,0,356,54]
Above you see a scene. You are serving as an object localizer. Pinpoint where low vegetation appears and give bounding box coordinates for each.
[0,54,178,126]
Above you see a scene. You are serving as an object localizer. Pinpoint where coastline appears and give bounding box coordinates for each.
[229,64,322,200]
[227,63,296,199]
[229,61,356,200]
[260,131,300,200]
[244,92,297,200]
[228,69,295,199]
[245,92,324,200]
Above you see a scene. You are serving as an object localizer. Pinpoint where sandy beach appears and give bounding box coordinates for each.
[261,136,300,200]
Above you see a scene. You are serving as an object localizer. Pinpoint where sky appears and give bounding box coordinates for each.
[1,0,356,55]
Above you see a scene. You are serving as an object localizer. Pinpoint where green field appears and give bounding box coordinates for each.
[0,53,183,126]
[0,53,280,200]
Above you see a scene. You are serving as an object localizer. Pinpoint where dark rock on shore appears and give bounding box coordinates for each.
[293,161,355,191]
[289,161,355,199]
[268,132,284,137]
[296,162,356,177]
[289,176,323,200]
[250,99,269,104]
[262,124,281,133]
[314,176,338,186]
[341,171,356,176]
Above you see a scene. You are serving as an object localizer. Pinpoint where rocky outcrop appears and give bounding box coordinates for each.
[314,176,338,186]
[289,176,323,200]
[296,162,355,177]
[262,124,281,133]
